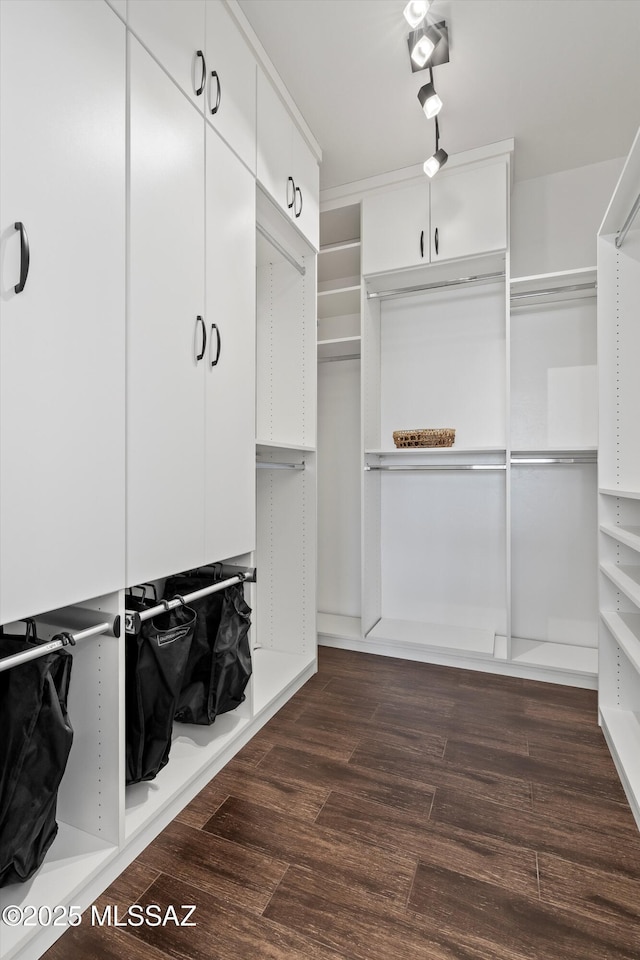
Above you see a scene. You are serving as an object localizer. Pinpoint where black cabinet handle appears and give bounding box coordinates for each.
[287,176,295,209]
[294,186,303,219]
[209,70,221,115]
[210,323,221,367]
[195,315,206,361]
[13,222,30,294]
[420,230,424,259]
[434,227,439,256]
[195,50,206,96]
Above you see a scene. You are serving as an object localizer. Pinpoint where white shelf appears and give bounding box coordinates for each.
[600,522,640,553]
[0,824,117,959]
[256,440,316,453]
[319,239,361,254]
[366,617,495,658]
[317,283,361,319]
[366,447,506,456]
[600,487,640,501]
[601,610,640,675]
[317,612,362,641]
[317,336,361,360]
[599,707,640,830]
[251,647,315,716]
[510,637,597,676]
[125,712,252,841]
[600,561,640,608]
[510,267,597,307]
[318,243,360,284]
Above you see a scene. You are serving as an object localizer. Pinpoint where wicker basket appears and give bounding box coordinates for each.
[392,428,456,449]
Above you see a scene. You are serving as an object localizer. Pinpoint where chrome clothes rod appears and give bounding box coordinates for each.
[257,222,306,276]
[126,573,246,634]
[615,191,640,249]
[0,621,112,674]
[367,270,505,301]
[511,457,597,464]
[365,464,506,472]
[256,461,305,470]
[510,282,596,302]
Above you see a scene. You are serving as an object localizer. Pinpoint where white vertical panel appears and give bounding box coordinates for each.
[292,126,320,250]
[617,232,640,490]
[0,0,125,622]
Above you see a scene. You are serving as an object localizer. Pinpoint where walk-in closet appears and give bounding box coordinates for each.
[2,2,640,959]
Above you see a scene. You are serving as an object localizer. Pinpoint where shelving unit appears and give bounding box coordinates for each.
[597,125,640,830]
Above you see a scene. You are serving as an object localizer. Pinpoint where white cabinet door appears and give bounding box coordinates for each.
[362,182,429,275]
[430,161,508,262]
[0,0,125,623]
[205,0,256,173]
[127,38,206,586]
[292,125,320,250]
[257,69,293,215]
[205,128,256,562]
[128,0,206,112]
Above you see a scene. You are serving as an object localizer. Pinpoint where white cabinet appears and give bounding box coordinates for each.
[0,0,126,623]
[127,39,256,586]
[128,0,206,111]
[127,38,206,586]
[205,0,256,172]
[430,162,508,262]
[361,181,429,275]
[362,160,507,275]
[257,69,319,249]
[204,125,256,561]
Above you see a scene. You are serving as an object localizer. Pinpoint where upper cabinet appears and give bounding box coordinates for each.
[362,158,508,276]
[257,69,319,250]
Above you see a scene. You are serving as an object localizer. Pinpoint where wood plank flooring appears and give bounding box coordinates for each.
[44,647,640,960]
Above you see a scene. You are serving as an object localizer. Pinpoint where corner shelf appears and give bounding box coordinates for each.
[601,610,640,674]
[600,522,640,552]
[317,336,361,360]
[317,282,361,319]
[600,561,640,608]
[366,617,496,659]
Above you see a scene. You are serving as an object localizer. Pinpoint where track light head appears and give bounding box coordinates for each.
[423,147,448,178]
[403,0,431,29]
[417,81,442,119]
[409,24,442,69]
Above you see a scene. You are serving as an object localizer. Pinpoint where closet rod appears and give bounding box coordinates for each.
[511,457,597,465]
[0,622,112,674]
[365,464,506,472]
[366,270,505,302]
[615,191,640,248]
[510,282,596,302]
[256,223,306,276]
[126,573,246,634]
[256,461,305,470]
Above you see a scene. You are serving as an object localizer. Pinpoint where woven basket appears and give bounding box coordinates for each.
[392,428,456,449]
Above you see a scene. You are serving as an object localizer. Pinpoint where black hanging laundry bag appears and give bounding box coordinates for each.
[125,600,196,785]
[163,574,252,725]
[0,620,73,887]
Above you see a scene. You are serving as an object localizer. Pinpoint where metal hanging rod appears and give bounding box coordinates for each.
[510,282,596,303]
[615,191,640,249]
[367,270,505,302]
[257,223,306,276]
[365,464,506,472]
[0,621,113,674]
[256,460,305,470]
[125,573,247,634]
[511,457,597,465]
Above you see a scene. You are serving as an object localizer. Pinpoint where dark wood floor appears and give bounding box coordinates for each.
[46,647,640,960]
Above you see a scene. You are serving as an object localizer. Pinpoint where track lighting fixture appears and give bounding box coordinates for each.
[423,115,448,178]
[417,80,442,119]
[403,0,430,29]
[408,24,442,69]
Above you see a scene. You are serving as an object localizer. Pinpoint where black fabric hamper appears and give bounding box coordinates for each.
[0,621,74,887]
[125,599,196,785]
[163,574,252,725]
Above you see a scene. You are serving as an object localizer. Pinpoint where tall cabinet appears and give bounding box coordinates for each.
[597,125,640,830]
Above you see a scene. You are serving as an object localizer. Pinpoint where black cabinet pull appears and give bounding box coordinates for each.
[209,70,221,115]
[210,323,221,367]
[420,230,424,259]
[287,176,295,209]
[434,227,439,256]
[195,50,206,96]
[13,222,30,294]
[294,186,303,219]
[195,315,206,361]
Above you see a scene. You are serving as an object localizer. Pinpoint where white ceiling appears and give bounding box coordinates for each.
[238,0,640,190]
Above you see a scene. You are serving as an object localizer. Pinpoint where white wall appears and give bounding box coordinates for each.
[511,156,624,277]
